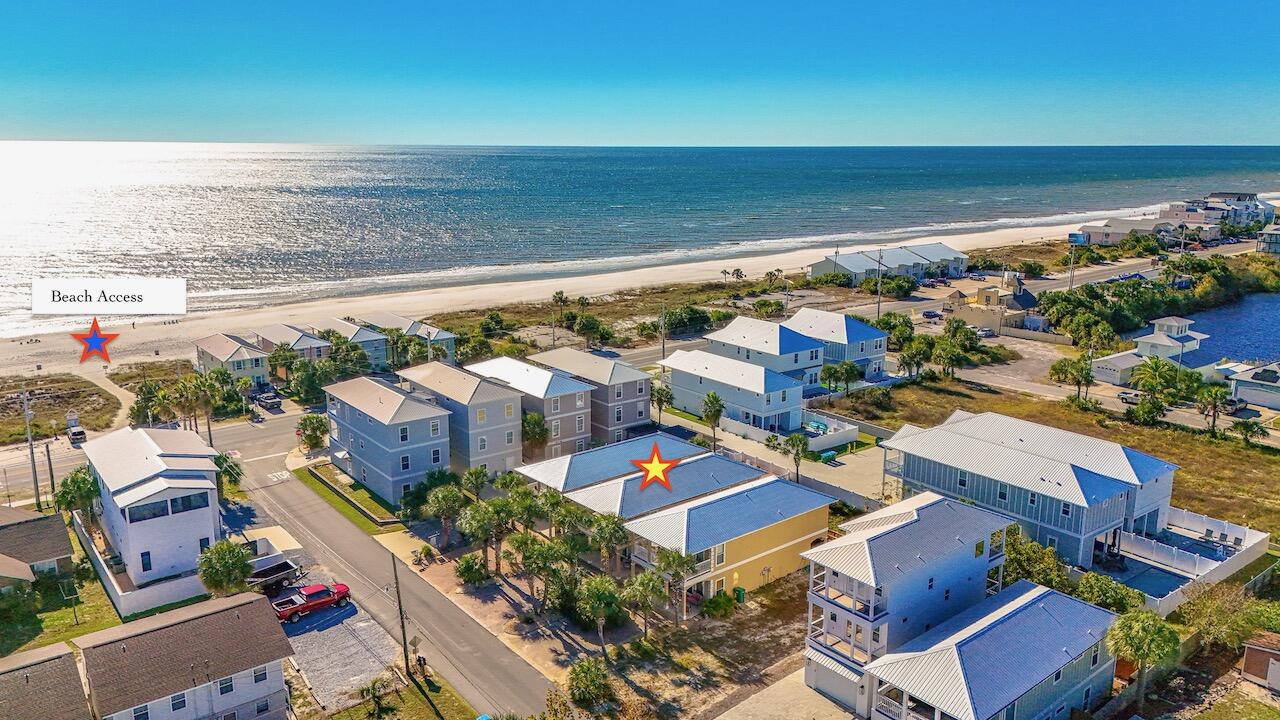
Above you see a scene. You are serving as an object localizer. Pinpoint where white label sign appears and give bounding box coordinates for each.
[31,278,187,315]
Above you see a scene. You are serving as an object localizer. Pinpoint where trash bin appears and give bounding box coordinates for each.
[734,586,746,604]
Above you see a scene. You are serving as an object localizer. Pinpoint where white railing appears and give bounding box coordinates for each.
[1120,532,1216,577]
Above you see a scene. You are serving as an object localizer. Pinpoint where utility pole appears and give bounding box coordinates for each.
[425,327,433,363]
[22,392,40,510]
[1067,243,1077,291]
[45,443,56,495]
[659,303,667,360]
[874,249,885,321]
[390,551,412,674]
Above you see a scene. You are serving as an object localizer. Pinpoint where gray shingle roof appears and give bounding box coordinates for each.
[0,643,92,720]
[527,347,650,386]
[0,508,73,565]
[324,376,449,425]
[75,594,293,717]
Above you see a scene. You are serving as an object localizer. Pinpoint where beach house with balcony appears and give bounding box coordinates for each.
[1205,191,1275,224]
[1077,217,1181,246]
[0,643,93,720]
[358,310,457,363]
[74,593,294,720]
[659,349,804,433]
[466,356,596,460]
[84,427,221,590]
[704,316,825,391]
[310,317,389,370]
[325,376,451,505]
[527,347,652,444]
[396,362,523,474]
[0,506,74,592]
[193,333,269,386]
[1092,316,1219,386]
[252,323,331,373]
[799,492,1013,711]
[900,242,969,278]
[861,580,1116,720]
[781,307,888,381]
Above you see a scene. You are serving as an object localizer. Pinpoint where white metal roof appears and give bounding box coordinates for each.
[527,347,650,386]
[82,427,218,502]
[357,311,456,342]
[254,323,330,351]
[466,356,595,399]
[902,242,968,264]
[704,316,823,355]
[324,376,449,425]
[659,349,803,395]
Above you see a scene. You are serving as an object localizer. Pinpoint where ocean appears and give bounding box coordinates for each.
[3,142,1280,337]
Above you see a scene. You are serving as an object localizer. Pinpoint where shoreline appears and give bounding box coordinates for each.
[0,219,1084,376]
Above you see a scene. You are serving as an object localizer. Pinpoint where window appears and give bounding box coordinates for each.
[476,408,487,424]
[199,537,210,552]
[170,492,210,515]
[133,706,150,720]
[398,426,409,443]
[859,342,866,353]
[254,665,268,683]
[256,700,270,716]
[614,431,623,442]
[1083,688,1092,707]
[636,380,645,395]
[170,693,186,711]
[615,385,624,399]
[715,577,726,594]
[974,540,984,557]
[715,544,725,565]
[478,436,488,451]
[552,420,560,438]
[793,353,799,363]
[576,415,585,432]
[615,407,623,423]
[810,349,820,362]
[829,611,837,622]
[140,552,152,572]
[219,677,234,695]
[927,577,934,590]
[1046,536,1058,550]
[402,483,411,496]
[430,419,441,437]
[400,455,410,471]
[222,714,238,720]
[576,439,586,452]
[1028,492,1037,507]
[781,390,787,402]
[1090,644,1100,668]
[505,430,514,446]
[957,470,968,489]
[1053,668,1062,684]
[127,499,170,523]
[1061,502,1072,518]
[765,393,771,406]
[997,483,1008,502]
[361,467,367,482]
[253,358,262,368]
[636,402,645,418]
[432,448,441,464]
[576,392,585,408]
[552,397,560,413]
[944,588,951,601]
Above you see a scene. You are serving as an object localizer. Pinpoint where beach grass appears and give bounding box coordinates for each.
[105,359,195,393]
[0,373,121,444]
[966,239,1070,271]
[832,378,1280,535]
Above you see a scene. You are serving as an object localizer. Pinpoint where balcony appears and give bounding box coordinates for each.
[809,568,886,619]
[808,630,874,665]
[884,458,904,476]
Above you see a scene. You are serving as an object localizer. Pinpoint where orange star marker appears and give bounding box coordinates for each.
[632,442,678,492]
[71,317,119,363]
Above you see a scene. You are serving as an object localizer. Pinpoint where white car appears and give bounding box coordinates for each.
[1118,391,1143,405]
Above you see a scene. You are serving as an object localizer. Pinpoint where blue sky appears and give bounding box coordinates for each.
[1,1,1277,145]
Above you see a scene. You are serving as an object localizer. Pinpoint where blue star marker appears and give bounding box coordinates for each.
[71,317,119,363]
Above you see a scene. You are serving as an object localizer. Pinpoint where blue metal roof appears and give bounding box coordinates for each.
[1175,347,1225,370]
[684,479,833,553]
[605,454,768,519]
[519,433,706,493]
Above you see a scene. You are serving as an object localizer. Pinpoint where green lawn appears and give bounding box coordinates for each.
[0,519,121,657]
[297,676,476,720]
[1191,688,1280,720]
[292,468,404,535]
[1228,549,1280,585]
[665,406,708,426]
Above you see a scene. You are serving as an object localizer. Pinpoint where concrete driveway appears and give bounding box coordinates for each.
[716,669,852,720]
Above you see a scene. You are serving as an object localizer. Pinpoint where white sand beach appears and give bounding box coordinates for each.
[0,221,1084,376]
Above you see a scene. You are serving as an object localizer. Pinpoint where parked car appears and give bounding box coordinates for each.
[922,309,943,319]
[1118,391,1143,405]
[976,328,996,338]
[68,426,87,445]
[248,558,306,597]
[256,393,283,410]
[273,582,351,623]
[936,278,951,286]
[921,279,938,288]
[1223,397,1248,414]
[967,272,987,281]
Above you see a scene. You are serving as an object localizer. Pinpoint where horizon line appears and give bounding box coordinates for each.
[3,139,1280,150]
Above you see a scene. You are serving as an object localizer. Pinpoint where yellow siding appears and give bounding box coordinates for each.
[703,506,828,593]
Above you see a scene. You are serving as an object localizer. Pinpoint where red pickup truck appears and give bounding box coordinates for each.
[273,582,351,623]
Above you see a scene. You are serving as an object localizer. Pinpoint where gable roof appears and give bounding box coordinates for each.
[902,242,968,264]
[0,643,92,720]
[310,318,387,345]
[565,453,769,520]
[659,350,803,395]
[254,323,331,351]
[781,307,886,346]
[824,253,882,274]
[874,246,932,269]
[882,414,1145,507]
[863,580,1115,720]
[0,507,73,565]
[193,333,266,362]
[465,356,595,399]
[624,477,832,553]
[324,377,449,425]
[517,432,706,493]
[396,362,522,405]
[527,347,650,386]
[801,492,1012,587]
[357,311,457,342]
[83,427,218,502]
[705,317,824,356]
[75,594,293,717]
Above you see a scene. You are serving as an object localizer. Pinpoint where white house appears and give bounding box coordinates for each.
[75,593,294,720]
[658,349,804,433]
[801,492,1013,714]
[704,316,825,391]
[1230,362,1280,411]
[901,242,968,277]
[83,427,221,589]
[781,307,888,381]
[193,333,269,387]
[808,252,884,284]
[1092,316,1220,386]
[807,243,966,283]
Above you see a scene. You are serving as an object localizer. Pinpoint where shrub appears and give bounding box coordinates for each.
[702,591,736,618]
[0,586,40,621]
[859,274,918,298]
[567,657,613,706]
[1017,261,1046,277]
[708,309,737,323]
[810,272,852,287]
[968,256,1002,271]
[691,435,711,448]
[1124,396,1166,426]
[455,554,489,586]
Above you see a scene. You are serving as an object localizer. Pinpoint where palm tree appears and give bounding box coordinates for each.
[763,269,782,290]
[1196,385,1231,434]
[931,339,964,378]
[196,374,218,446]
[151,387,177,425]
[197,540,253,597]
[898,340,930,378]
[522,412,550,456]
[651,384,673,425]
[731,268,745,283]
[1105,610,1180,714]
[457,501,500,573]
[622,570,667,638]
[838,361,863,395]
[551,290,570,329]
[779,433,810,482]
[54,465,98,526]
[506,530,552,611]
[461,467,489,501]
[590,514,629,575]
[213,452,243,505]
[358,677,395,719]
[233,376,253,419]
[426,484,467,549]
[1130,356,1178,400]
[267,345,299,382]
[656,549,699,620]
[720,269,731,285]
[819,364,841,392]
[537,490,565,535]
[577,574,621,662]
[554,503,593,539]
[383,328,406,368]
[701,392,725,450]
[1231,418,1267,447]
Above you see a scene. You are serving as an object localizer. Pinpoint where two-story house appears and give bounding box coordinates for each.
[466,356,595,460]
[781,307,888,381]
[310,317,389,370]
[0,642,93,720]
[1092,316,1218,386]
[325,376,451,505]
[83,427,221,588]
[900,242,969,278]
[527,347,651,444]
[881,411,1176,569]
[0,506,75,593]
[75,593,294,720]
[704,316,825,391]
[800,492,1013,712]
[396,362,523,474]
[193,333,269,387]
[358,311,457,363]
[252,324,331,373]
[658,349,803,433]
[861,580,1116,720]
